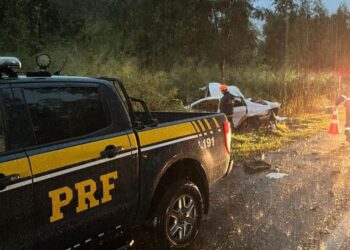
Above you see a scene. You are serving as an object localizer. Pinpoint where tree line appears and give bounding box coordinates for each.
[0,0,349,113]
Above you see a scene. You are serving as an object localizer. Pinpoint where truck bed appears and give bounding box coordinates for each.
[146,111,220,124]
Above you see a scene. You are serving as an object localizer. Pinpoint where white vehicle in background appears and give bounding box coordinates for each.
[187,82,281,130]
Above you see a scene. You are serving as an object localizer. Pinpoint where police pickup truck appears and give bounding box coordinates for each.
[0,56,232,249]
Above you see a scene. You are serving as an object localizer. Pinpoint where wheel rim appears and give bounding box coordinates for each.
[166,194,197,244]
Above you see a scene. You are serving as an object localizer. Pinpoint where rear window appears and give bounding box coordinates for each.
[24,87,110,145]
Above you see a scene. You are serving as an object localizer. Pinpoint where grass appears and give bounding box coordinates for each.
[12,49,338,115]
[232,110,346,160]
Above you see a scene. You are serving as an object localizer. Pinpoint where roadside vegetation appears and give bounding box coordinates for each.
[1,0,349,115]
[9,51,339,115]
[233,110,346,160]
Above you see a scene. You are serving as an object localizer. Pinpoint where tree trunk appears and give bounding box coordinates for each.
[220,56,225,83]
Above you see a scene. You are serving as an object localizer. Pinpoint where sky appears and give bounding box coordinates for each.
[255,0,349,14]
[253,0,350,33]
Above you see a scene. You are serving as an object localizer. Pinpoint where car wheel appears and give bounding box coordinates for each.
[154,181,203,249]
[269,111,277,130]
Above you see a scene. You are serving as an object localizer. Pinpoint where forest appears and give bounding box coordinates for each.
[1,0,350,114]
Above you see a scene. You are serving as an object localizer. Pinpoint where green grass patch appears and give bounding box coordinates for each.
[232,111,345,160]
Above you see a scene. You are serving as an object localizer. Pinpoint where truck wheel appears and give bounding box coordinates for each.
[154,181,203,249]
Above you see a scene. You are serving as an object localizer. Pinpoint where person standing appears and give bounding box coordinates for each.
[334,78,350,143]
[219,84,234,127]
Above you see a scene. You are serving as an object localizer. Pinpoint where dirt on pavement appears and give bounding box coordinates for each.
[190,132,350,250]
[133,131,350,250]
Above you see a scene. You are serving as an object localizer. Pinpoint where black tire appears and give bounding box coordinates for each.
[265,111,276,130]
[153,181,203,249]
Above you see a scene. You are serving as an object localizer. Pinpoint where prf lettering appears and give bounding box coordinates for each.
[48,171,118,223]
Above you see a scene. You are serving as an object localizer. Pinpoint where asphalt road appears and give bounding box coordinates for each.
[189,132,350,250]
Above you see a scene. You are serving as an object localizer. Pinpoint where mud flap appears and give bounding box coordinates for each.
[225,160,234,176]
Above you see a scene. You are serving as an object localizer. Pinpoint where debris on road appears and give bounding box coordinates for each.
[318,228,331,235]
[309,203,319,211]
[243,156,272,174]
[266,172,288,180]
[193,130,350,250]
[274,115,288,122]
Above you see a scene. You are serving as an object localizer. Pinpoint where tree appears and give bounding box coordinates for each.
[210,0,257,80]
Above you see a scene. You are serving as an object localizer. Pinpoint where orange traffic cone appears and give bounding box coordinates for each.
[328,110,341,135]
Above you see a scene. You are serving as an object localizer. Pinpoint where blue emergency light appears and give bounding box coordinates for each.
[0,57,21,72]
[0,57,21,78]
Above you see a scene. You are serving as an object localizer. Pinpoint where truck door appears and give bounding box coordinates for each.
[0,87,35,249]
[15,82,138,249]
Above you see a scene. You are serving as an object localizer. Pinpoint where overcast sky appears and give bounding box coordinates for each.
[254,0,349,14]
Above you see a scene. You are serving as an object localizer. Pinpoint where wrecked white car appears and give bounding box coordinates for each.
[187,82,281,130]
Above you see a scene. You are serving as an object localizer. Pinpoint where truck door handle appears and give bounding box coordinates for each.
[0,173,20,190]
[100,145,124,159]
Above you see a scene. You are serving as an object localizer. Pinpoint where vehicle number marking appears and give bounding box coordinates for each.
[198,137,215,149]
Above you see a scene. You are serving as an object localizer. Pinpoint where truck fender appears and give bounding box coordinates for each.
[147,154,210,220]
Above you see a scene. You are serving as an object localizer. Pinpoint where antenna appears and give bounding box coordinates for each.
[53,57,68,75]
